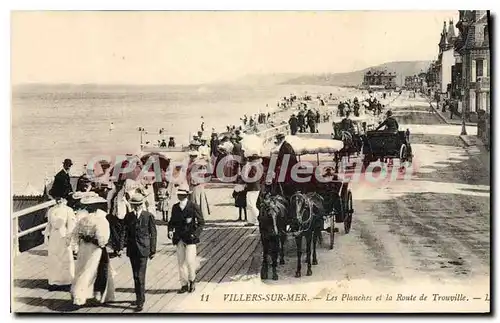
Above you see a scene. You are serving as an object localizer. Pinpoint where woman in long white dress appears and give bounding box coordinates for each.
[44,198,76,290]
[71,191,97,255]
[189,159,211,219]
[167,164,188,216]
[71,196,115,306]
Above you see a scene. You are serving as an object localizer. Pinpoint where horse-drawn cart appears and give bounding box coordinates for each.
[330,114,379,166]
[266,136,355,249]
[361,129,413,169]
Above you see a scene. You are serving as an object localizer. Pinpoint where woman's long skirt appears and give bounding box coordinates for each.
[71,242,115,305]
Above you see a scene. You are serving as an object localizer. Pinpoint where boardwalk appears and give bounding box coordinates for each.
[13,225,260,313]
[12,186,261,313]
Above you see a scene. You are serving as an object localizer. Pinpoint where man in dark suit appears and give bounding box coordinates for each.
[49,158,74,199]
[123,193,157,312]
[288,114,298,135]
[376,110,399,133]
[274,133,298,198]
[168,184,205,294]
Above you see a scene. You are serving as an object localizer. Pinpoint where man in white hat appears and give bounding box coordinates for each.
[168,183,205,294]
[123,193,157,312]
[198,136,210,162]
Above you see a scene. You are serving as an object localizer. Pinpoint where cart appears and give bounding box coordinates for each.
[265,136,354,249]
[361,129,413,168]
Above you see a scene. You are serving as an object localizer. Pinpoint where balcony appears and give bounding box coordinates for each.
[476,76,490,91]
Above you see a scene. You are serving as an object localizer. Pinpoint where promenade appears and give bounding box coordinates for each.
[12,93,490,313]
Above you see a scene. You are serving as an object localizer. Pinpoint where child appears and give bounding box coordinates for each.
[232,178,247,222]
[157,181,170,223]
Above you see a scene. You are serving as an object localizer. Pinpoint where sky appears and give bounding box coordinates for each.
[11,11,459,85]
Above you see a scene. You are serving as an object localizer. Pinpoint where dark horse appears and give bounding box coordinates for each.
[289,192,324,277]
[257,194,288,280]
[257,188,325,280]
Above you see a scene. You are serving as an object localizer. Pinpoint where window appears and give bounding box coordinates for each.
[476,59,484,78]
[471,59,476,82]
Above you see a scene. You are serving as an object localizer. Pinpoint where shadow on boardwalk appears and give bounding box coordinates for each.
[12,225,260,313]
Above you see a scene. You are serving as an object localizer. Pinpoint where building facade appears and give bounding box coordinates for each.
[455,10,490,114]
[435,20,457,97]
[404,73,427,91]
[363,70,397,89]
[454,10,490,147]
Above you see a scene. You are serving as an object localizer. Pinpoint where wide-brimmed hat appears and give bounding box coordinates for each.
[176,183,191,195]
[71,191,97,200]
[129,193,147,205]
[192,158,209,167]
[80,196,107,205]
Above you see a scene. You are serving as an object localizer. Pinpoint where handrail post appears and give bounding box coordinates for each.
[12,216,19,256]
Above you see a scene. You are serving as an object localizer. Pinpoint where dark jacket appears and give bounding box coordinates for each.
[210,138,220,156]
[244,163,262,191]
[124,210,157,258]
[376,116,399,133]
[274,141,298,186]
[49,169,73,199]
[232,142,243,157]
[232,188,247,208]
[288,116,298,129]
[340,118,355,133]
[168,201,205,245]
[276,141,298,170]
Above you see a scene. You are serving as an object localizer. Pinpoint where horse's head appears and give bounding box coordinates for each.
[289,192,312,232]
[289,192,324,234]
[341,130,354,146]
[259,195,287,236]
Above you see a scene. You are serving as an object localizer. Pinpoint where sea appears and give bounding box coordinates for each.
[12,83,352,195]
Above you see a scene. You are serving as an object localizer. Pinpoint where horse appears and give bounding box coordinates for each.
[257,194,288,280]
[288,191,325,277]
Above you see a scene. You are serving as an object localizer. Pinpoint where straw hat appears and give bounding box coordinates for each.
[176,183,191,195]
[80,196,107,205]
[71,191,98,200]
[129,193,147,205]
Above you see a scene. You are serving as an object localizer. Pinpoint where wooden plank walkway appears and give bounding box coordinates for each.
[12,223,259,313]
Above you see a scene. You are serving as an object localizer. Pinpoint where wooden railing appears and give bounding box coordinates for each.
[255,123,290,143]
[12,200,56,256]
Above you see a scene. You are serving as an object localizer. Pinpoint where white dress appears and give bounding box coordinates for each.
[71,209,115,305]
[45,204,76,286]
[191,184,210,219]
[144,184,157,216]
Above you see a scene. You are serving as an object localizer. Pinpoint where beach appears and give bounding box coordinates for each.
[12,83,361,194]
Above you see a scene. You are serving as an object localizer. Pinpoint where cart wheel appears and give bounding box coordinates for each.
[399,144,407,162]
[344,191,353,234]
[329,215,335,249]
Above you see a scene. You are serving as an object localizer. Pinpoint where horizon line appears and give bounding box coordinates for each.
[12,58,433,87]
